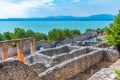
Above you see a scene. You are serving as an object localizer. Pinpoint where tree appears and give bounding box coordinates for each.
[13,28,26,39]
[48,29,64,42]
[62,28,72,38]
[70,29,81,36]
[0,33,3,41]
[34,32,47,41]
[105,10,120,50]
[3,32,13,40]
[25,29,34,37]
[86,28,93,32]
[96,28,104,34]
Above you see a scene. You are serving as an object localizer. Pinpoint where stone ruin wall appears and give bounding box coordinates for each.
[38,45,70,56]
[0,45,119,80]
[0,37,36,60]
[88,58,120,80]
[0,60,40,80]
[25,45,72,65]
[35,40,51,50]
[25,45,85,66]
[39,50,104,80]
[34,31,98,49]
[38,48,119,80]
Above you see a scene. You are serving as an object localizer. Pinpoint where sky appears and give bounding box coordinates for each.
[0,0,120,18]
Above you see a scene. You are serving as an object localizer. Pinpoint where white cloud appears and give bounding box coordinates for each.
[0,0,54,18]
[71,0,80,3]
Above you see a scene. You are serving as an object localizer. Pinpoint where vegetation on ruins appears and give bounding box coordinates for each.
[0,28,80,42]
[86,28,103,34]
[114,69,120,79]
[47,28,81,42]
[86,28,93,32]
[0,28,47,41]
[105,11,120,50]
[96,28,104,34]
[11,42,17,47]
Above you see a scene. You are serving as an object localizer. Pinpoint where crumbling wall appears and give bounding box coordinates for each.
[88,59,120,80]
[0,60,40,80]
[0,37,36,60]
[35,40,51,50]
[25,53,51,66]
[39,45,69,56]
[39,50,104,80]
[51,47,95,66]
[29,62,47,74]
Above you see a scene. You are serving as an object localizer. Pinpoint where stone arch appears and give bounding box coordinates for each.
[0,37,36,61]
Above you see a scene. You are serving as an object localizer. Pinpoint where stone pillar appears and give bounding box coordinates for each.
[2,44,9,60]
[30,38,36,53]
[17,42,24,62]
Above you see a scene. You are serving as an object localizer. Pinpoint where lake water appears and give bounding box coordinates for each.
[0,21,112,34]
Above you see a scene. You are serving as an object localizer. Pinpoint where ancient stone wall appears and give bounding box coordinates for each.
[35,40,51,50]
[50,47,95,66]
[72,31,98,42]
[0,44,119,80]
[25,45,80,66]
[29,62,47,74]
[0,60,40,80]
[37,47,118,80]
[25,53,51,66]
[38,45,70,56]
[76,41,99,46]
[0,37,35,61]
[39,50,104,80]
[88,59,120,80]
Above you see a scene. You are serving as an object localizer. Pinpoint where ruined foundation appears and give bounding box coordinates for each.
[0,38,119,80]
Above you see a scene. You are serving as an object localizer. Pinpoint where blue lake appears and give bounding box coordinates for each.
[0,21,112,34]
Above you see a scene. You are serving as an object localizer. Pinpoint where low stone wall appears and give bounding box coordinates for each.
[25,45,80,66]
[51,47,95,66]
[25,53,51,66]
[38,45,70,56]
[0,44,119,80]
[39,50,104,80]
[0,59,40,80]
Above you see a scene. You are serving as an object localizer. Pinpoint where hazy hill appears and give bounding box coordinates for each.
[0,14,114,21]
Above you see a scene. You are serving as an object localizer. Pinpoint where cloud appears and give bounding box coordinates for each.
[0,0,54,18]
[71,0,80,2]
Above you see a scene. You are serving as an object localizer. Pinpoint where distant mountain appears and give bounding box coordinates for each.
[0,14,114,21]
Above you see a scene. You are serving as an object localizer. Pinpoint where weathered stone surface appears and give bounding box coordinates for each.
[110,59,120,70]
[104,49,119,62]
[0,37,36,60]
[88,59,120,80]
[76,41,99,46]
[39,45,69,56]
[51,47,91,66]
[72,31,98,42]
[88,68,116,80]
[25,53,51,66]
[0,59,40,80]
[29,62,47,74]
[39,50,104,80]
[62,37,73,44]
[35,40,51,50]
